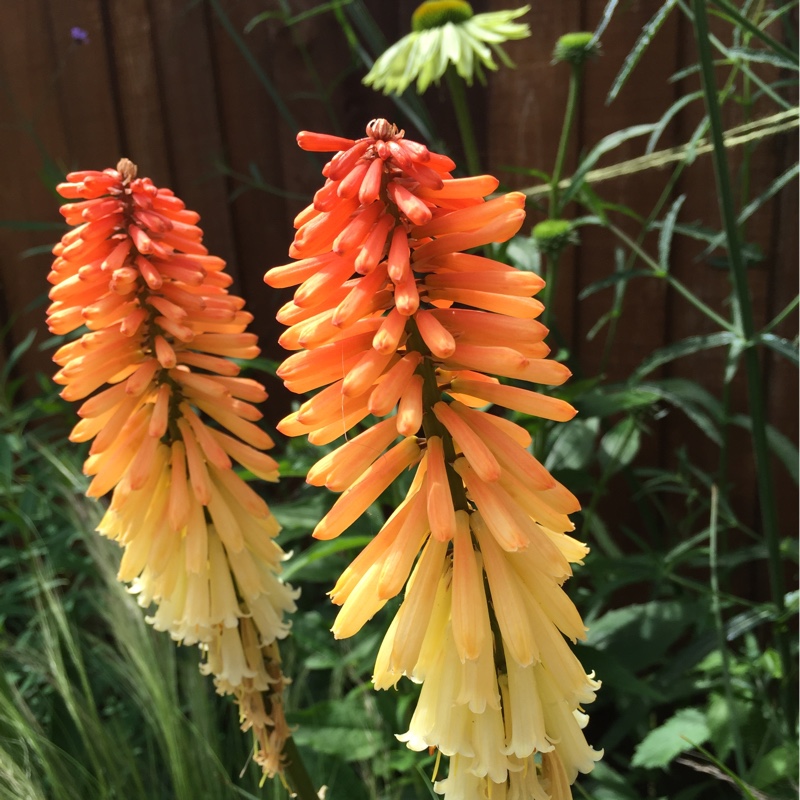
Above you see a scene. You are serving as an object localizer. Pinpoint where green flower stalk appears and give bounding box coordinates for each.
[363,2,531,96]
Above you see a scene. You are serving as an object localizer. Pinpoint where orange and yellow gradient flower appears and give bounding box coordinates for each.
[48,159,298,777]
[266,120,601,797]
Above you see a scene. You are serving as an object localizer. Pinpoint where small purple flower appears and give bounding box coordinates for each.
[70,26,89,45]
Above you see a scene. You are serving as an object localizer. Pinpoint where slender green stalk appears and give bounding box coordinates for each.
[605,222,739,333]
[761,294,799,334]
[692,0,792,729]
[444,68,481,175]
[541,252,561,332]
[550,64,582,217]
[708,486,748,776]
[282,738,319,800]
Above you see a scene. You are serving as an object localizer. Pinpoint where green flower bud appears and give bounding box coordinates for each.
[412,0,474,31]
[532,219,578,257]
[553,32,600,66]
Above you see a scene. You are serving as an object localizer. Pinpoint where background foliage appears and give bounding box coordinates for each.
[0,1,797,799]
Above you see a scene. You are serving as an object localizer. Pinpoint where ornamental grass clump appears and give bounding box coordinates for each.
[47,159,298,777]
[266,119,602,797]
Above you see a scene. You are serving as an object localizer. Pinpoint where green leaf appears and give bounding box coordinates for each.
[727,45,799,70]
[607,0,680,103]
[657,221,763,264]
[577,386,661,417]
[544,418,599,472]
[561,124,658,207]
[758,332,799,366]
[703,163,800,256]
[729,413,799,484]
[598,416,641,474]
[646,90,704,153]
[579,269,650,300]
[657,194,686,273]
[633,332,740,379]
[505,235,542,275]
[586,600,694,673]
[631,707,711,768]
[751,743,799,789]
[281,535,373,582]
[289,695,386,761]
[639,378,723,445]
[593,0,620,41]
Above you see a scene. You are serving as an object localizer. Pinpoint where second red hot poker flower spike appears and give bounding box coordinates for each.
[266,121,601,798]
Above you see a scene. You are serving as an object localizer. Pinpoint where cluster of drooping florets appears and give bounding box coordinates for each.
[265,120,601,798]
[48,159,298,776]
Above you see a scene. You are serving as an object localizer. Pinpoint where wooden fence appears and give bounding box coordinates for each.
[0,0,796,574]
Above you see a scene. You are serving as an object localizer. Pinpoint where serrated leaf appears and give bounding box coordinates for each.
[631,707,711,768]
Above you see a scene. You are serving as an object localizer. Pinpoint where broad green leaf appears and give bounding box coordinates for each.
[639,379,723,445]
[289,695,386,761]
[544,418,599,472]
[505,235,542,275]
[751,744,799,789]
[631,707,711,768]
[586,600,694,673]
[598,416,641,474]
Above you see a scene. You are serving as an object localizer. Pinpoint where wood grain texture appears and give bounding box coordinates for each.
[0,1,794,543]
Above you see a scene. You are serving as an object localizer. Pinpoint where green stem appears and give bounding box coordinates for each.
[282,737,318,800]
[605,222,738,333]
[541,251,560,332]
[692,0,792,730]
[444,68,481,175]
[550,64,582,217]
[760,294,799,335]
[708,485,748,777]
